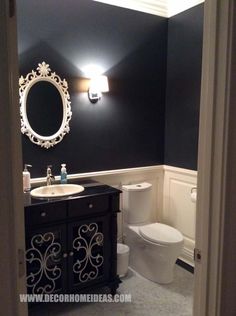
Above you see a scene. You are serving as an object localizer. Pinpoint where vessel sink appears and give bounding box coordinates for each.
[30,184,84,198]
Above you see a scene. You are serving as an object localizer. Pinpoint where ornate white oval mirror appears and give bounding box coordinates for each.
[19,62,72,149]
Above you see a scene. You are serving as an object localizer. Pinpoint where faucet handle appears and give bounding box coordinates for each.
[46,165,54,186]
[47,165,53,175]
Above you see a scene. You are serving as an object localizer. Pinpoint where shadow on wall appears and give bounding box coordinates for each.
[17,0,167,77]
[19,42,83,77]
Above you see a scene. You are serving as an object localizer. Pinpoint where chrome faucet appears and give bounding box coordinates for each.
[46,165,55,186]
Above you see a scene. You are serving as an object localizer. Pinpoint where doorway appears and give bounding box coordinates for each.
[0,0,235,315]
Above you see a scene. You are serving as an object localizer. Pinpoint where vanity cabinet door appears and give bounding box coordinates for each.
[25,224,67,295]
[67,215,110,292]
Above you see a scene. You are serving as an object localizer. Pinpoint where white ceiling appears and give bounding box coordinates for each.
[93,0,204,18]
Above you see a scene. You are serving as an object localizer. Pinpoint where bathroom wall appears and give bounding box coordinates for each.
[17,0,167,178]
[165,4,204,171]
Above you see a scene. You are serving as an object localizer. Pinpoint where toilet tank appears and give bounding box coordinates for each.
[122,182,152,224]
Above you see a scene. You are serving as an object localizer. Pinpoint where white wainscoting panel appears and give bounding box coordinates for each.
[32,164,197,266]
[163,166,197,266]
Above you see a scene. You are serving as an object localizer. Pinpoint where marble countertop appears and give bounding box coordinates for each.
[24,180,121,207]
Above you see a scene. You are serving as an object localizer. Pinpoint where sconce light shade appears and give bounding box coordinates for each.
[88,75,109,103]
[98,75,109,92]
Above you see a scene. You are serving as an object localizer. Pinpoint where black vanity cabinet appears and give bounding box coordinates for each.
[24,186,121,296]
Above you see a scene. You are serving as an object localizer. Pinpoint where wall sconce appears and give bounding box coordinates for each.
[88,75,109,103]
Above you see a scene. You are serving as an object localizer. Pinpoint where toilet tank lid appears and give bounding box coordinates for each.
[122,182,152,192]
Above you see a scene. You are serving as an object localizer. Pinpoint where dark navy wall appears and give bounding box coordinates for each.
[165,4,204,170]
[17,1,203,177]
[17,0,167,178]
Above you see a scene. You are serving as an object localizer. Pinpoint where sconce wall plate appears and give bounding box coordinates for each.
[88,90,101,103]
[88,75,109,103]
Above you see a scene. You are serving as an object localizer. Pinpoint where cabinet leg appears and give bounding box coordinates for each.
[110,286,117,296]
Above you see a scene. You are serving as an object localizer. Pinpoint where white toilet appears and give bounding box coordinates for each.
[122,182,184,284]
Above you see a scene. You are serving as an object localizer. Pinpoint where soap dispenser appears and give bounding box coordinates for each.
[23,164,32,192]
[60,164,67,184]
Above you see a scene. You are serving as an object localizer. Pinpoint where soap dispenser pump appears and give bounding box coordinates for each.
[60,164,67,184]
[23,164,32,192]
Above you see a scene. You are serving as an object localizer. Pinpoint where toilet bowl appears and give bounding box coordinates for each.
[124,223,183,283]
[122,182,184,284]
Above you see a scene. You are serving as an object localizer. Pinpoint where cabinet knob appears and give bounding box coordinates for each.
[41,211,46,217]
[69,251,74,257]
[63,253,68,258]
[88,203,93,209]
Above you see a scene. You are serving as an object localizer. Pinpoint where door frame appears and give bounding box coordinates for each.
[0,0,27,315]
[194,0,235,315]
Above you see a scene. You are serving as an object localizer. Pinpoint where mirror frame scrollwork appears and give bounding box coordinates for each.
[19,62,72,149]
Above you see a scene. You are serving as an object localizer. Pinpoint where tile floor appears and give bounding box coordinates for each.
[29,264,193,316]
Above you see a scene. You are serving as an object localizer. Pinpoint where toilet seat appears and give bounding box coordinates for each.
[139,223,183,245]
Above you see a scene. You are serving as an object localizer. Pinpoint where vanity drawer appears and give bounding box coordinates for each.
[25,201,67,226]
[68,195,109,218]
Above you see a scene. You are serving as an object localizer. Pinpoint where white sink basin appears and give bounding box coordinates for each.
[30,184,84,198]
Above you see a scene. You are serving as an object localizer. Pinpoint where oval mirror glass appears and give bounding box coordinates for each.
[26,81,63,137]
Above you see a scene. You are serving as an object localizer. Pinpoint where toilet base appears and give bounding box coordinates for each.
[129,242,175,284]
[124,225,183,284]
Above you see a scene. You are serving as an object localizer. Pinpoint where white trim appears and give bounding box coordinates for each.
[93,0,204,17]
[93,0,167,17]
[181,246,194,267]
[163,165,197,177]
[31,165,163,184]
[31,164,198,184]
[167,0,204,17]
